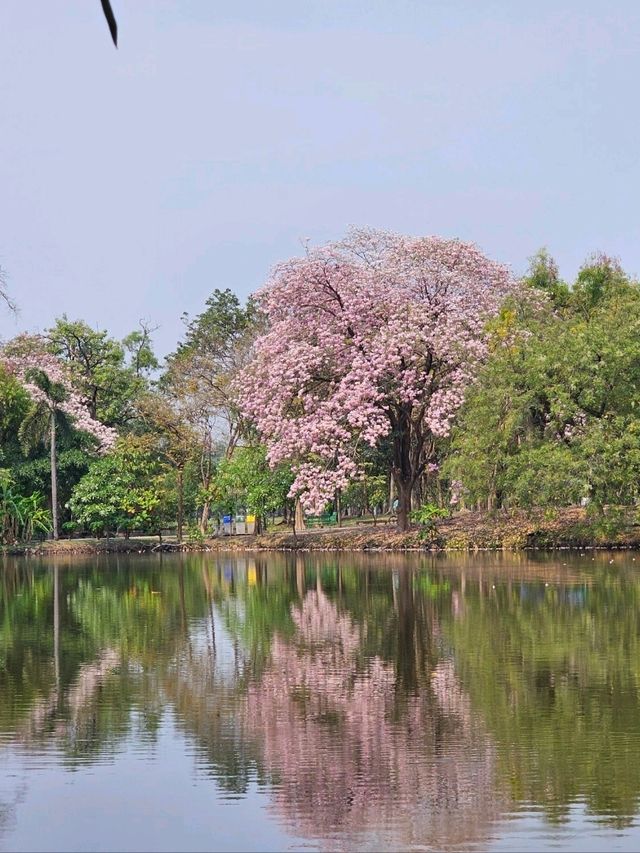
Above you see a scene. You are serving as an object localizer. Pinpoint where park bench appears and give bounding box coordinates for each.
[305,512,338,528]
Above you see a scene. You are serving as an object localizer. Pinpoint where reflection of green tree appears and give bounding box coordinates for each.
[68,560,212,658]
[0,557,265,794]
[0,571,55,730]
[213,564,297,672]
[0,566,95,732]
[0,559,213,752]
[7,553,640,840]
[443,574,640,826]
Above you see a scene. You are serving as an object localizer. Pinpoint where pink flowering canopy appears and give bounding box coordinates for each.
[241,228,516,517]
[1,334,117,452]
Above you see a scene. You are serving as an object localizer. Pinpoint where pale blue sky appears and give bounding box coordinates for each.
[1,1,639,354]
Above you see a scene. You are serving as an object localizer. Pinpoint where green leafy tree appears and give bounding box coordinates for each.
[523,248,570,308]
[161,289,260,532]
[137,393,200,541]
[212,445,293,532]
[68,437,167,536]
[47,316,157,429]
[342,463,388,521]
[122,322,159,378]
[446,253,640,511]
[18,369,74,540]
[0,469,51,543]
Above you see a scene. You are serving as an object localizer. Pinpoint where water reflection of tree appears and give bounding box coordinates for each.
[6,554,640,844]
[0,557,267,791]
[0,558,209,754]
[243,579,505,851]
[0,556,507,849]
[443,571,640,827]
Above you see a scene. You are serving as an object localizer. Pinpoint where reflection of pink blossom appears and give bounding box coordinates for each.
[245,591,507,850]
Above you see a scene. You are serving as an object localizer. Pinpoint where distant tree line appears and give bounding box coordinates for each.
[1,229,639,541]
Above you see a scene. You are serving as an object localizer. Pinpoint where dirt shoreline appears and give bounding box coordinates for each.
[5,507,640,556]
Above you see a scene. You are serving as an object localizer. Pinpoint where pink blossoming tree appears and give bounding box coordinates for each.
[1,334,117,539]
[242,229,516,530]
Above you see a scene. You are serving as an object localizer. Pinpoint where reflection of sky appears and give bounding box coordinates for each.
[187,613,247,683]
[0,716,312,853]
[489,803,640,853]
[3,727,639,853]
[3,554,640,851]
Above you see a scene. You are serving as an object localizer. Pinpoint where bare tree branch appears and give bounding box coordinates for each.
[0,266,17,314]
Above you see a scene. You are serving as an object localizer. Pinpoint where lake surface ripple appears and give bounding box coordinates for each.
[0,551,639,851]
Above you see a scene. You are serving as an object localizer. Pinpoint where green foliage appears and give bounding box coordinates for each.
[0,469,51,543]
[0,366,30,441]
[47,316,156,428]
[571,252,629,318]
[68,437,168,535]
[185,522,205,545]
[447,253,640,512]
[410,503,449,527]
[342,466,388,515]
[122,324,159,377]
[410,503,449,542]
[176,289,257,356]
[523,248,570,308]
[211,445,293,524]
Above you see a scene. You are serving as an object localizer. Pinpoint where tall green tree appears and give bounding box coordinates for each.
[446,253,640,510]
[212,445,293,532]
[18,369,73,540]
[68,437,167,537]
[47,317,157,429]
[137,393,200,542]
[162,289,259,531]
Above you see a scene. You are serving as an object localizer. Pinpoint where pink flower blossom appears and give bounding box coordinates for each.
[241,229,516,512]
[1,334,117,452]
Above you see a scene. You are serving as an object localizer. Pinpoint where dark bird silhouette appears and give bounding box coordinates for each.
[100,0,118,47]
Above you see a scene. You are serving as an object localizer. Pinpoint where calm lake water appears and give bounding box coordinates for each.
[1,551,640,851]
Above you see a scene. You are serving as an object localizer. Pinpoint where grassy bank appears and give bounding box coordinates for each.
[3,537,185,557]
[8,507,638,556]
[205,507,640,552]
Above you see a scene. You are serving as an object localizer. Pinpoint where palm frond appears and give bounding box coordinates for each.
[18,403,51,454]
[100,0,118,47]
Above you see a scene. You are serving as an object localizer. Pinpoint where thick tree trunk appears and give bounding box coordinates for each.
[177,468,184,543]
[199,500,210,535]
[395,476,412,532]
[391,403,420,532]
[50,412,59,540]
[294,498,305,533]
[335,490,342,527]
